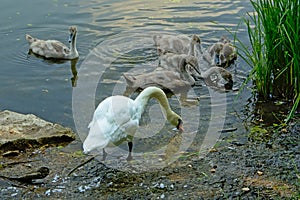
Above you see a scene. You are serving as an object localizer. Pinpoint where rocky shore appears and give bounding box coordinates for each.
[0,110,299,199]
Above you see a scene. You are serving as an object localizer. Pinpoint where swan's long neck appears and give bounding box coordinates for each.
[196,43,203,54]
[70,32,78,55]
[179,58,196,85]
[134,87,176,121]
[200,66,221,79]
[188,39,195,56]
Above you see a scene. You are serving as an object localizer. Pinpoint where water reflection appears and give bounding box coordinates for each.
[0,0,257,172]
[70,59,78,87]
[78,0,247,32]
[1,0,252,134]
[26,51,79,87]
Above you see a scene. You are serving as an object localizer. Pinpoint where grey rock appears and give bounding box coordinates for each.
[0,110,75,152]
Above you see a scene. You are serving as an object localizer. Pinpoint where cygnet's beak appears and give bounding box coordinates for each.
[191,64,201,77]
[68,33,73,43]
[215,54,221,66]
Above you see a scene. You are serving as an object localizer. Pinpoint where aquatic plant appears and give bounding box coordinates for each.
[235,0,300,122]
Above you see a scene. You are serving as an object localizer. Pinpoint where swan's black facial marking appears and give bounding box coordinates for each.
[195,36,201,44]
[69,33,73,43]
[176,119,184,131]
[224,79,233,90]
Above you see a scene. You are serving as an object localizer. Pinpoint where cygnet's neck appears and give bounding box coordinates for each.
[70,33,78,57]
[200,66,221,79]
[179,59,196,85]
[188,39,195,56]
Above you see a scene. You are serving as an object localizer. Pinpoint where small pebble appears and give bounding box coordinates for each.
[210,168,216,173]
[209,148,218,153]
[45,189,51,196]
[107,182,113,187]
[282,128,288,133]
[242,187,250,192]
[52,174,60,183]
[11,193,18,197]
[2,150,19,157]
[257,170,263,176]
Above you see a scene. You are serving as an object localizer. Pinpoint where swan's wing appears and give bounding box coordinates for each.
[124,69,185,91]
[84,118,111,152]
[28,39,69,58]
[154,35,189,54]
[84,96,138,153]
[84,98,121,152]
[104,96,139,136]
[47,40,70,54]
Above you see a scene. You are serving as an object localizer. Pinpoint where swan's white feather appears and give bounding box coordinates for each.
[83,87,182,157]
[83,96,139,153]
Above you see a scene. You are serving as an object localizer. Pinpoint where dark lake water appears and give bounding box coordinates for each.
[1,0,253,162]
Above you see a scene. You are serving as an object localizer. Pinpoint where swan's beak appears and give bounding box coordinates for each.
[68,33,73,43]
[178,123,184,132]
[224,79,233,90]
[177,119,184,132]
[190,63,201,77]
[215,54,221,66]
[194,66,201,76]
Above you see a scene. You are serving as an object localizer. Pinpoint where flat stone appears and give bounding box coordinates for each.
[0,110,75,152]
[2,150,19,157]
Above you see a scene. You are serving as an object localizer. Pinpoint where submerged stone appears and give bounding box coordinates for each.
[0,110,75,152]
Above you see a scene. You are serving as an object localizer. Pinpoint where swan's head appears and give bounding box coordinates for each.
[168,113,184,132]
[68,26,77,43]
[191,35,201,45]
[214,42,224,54]
[219,36,231,44]
[25,34,36,43]
[180,56,201,80]
[219,68,233,90]
[219,44,237,62]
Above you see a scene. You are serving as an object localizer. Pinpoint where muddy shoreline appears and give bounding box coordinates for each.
[0,112,299,199]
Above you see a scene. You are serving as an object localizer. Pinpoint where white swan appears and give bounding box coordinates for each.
[25,26,79,59]
[153,34,203,56]
[83,86,184,161]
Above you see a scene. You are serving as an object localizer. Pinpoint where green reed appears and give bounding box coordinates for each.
[235,0,300,122]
